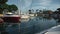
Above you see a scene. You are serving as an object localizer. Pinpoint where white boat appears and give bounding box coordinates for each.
[29,14,35,17]
[21,14,30,19]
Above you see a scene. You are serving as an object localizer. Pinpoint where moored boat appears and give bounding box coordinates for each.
[21,14,30,19]
[3,13,20,23]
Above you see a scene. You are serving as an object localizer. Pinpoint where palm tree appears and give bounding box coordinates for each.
[57,8,60,14]
[36,9,39,14]
[57,8,60,11]
[36,9,39,12]
[29,10,32,14]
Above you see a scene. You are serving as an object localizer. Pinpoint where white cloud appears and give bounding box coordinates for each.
[31,6,46,10]
[24,0,32,7]
[48,4,60,11]
[19,0,60,11]
[19,0,32,12]
[29,0,52,9]
[19,0,52,10]
[39,0,52,6]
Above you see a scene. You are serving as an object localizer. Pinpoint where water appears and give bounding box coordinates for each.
[4,16,60,34]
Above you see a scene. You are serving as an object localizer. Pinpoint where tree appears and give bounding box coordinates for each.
[0,4,18,14]
[57,8,60,14]
[0,4,9,9]
[0,4,9,14]
[57,8,60,11]
[53,11,58,14]
[29,10,32,14]
[8,5,18,12]
[36,9,39,14]
[36,9,39,12]
[0,0,18,14]
[0,0,8,14]
[0,0,8,4]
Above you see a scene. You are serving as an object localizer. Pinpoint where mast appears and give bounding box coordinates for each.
[17,0,21,16]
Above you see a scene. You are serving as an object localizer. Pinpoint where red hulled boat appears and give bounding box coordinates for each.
[3,13,20,23]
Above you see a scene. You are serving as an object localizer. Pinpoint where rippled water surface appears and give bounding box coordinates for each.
[5,17,60,34]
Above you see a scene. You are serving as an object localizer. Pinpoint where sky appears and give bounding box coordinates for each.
[7,0,60,12]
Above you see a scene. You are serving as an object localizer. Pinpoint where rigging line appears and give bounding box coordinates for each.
[29,0,33,9]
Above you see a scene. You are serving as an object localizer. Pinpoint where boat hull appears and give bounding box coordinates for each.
[3,15,20,23]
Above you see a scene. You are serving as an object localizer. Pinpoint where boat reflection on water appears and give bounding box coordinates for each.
[21,16,36,22]
[21,18,29,22]
[3,16,59,34]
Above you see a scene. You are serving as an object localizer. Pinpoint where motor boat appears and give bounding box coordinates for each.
[21,14,30,19]
[3,13,20,23]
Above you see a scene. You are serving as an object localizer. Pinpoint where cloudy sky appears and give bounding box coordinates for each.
[7,0,60,12]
